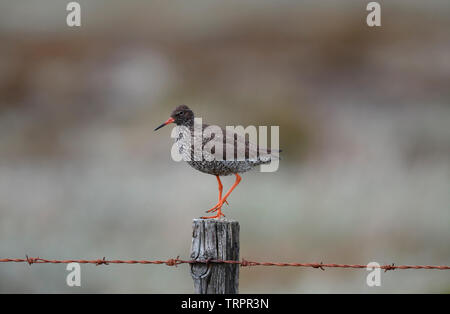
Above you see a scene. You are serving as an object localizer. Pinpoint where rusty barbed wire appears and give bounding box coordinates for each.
[0,256,449,271]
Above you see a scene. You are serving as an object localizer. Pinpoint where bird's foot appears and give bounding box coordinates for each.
[205,199,229,213]
[201,208,225,219]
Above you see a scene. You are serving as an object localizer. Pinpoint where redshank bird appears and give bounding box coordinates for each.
[155,105,280,219]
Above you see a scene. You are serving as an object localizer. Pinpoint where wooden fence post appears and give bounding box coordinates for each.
[190,218,240,294]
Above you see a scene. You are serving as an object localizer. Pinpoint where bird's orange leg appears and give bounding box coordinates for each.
[202,174,241,219]
[206,176,229,213]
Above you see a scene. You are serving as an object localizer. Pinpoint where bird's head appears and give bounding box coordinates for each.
[154,105,194,131]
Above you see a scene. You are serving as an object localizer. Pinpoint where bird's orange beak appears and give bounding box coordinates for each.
[154,117,175,131]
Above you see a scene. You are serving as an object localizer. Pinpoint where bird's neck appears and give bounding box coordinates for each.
[182,119,195,129]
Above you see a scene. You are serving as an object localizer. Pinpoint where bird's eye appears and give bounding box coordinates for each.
[176,111,183,116]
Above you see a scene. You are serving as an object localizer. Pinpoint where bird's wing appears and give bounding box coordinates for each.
[200,124,281,161]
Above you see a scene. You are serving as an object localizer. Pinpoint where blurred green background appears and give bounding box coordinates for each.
[0,0,449,293]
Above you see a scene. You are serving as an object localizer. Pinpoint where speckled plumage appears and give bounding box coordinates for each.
[172,111,277,176]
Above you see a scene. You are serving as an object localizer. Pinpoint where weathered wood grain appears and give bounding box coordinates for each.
[190,218,240,294]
